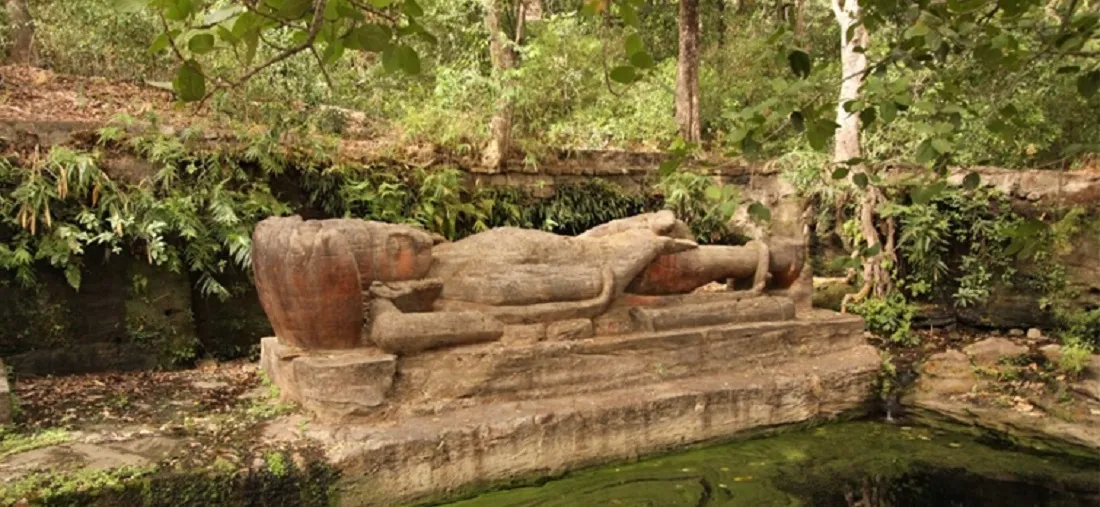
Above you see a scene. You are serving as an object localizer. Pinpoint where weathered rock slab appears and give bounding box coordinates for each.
[963,337,1027,367]
[918,350,978,396]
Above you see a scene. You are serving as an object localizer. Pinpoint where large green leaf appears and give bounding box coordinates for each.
[188,33,216,54]
[173,60,206,102]
[1077,70,1100,98]
[393,44,421,74]
[164,0,195,20]
[620,3,640,27]
[609,66,637,84]
[403,0,423,17]
[880,101,898,123]
[349,24,392,52]
[381,46,400,73]
[748,202,771,223]
[915,139,937,164]
[962,172,981,189]
[787,49,812,79]
[624,33,644,56]
[806,119,837,151]
[630,52,654,69]
[790,111,805,132]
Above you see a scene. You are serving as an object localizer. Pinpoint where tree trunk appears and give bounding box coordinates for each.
[482,0,520,172]
[830,0,890,311]
[793,0,806,46]
[675,0,701,143]
[6,0,34,65]
[831,0,867,164]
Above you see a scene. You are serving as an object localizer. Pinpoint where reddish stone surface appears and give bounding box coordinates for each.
[252,217,434,350]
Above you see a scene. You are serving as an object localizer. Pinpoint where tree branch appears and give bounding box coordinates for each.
[231,0,329,88]
[346,0,399,22]
[310,45,336,89]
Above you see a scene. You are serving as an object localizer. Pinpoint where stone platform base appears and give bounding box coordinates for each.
[259,310,881,505]
[275,344,880,506]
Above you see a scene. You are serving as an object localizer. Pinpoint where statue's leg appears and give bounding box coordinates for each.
[725,240,770,295]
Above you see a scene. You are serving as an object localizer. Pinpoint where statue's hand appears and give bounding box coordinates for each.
[663,238,699,254]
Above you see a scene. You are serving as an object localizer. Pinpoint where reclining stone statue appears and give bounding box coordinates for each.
[252,210,807,356]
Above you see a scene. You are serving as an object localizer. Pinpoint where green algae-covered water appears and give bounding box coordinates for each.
[438,421,1100,507]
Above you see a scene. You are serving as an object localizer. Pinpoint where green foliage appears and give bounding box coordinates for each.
[653,169,739,244]
[32,0,172,80]
[0,141,289,300]
[849,292,916,346]
[1058,338,1093,379]
[873,185,1033,308]
[530,180,650,235]
[1057,307,1100,353]
[0,428,71,459]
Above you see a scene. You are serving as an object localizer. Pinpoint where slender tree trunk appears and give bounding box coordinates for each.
[483,0,520,171]
[793,0,806,46]
[6,0,34,65]
[831,0,890,311]
[675,0,701,143]
[831,0,867,164]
